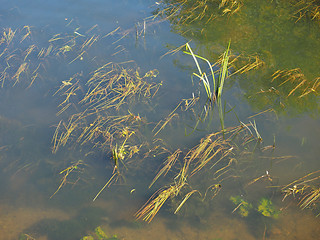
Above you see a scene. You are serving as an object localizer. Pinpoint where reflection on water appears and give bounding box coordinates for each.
[0,0,320,239]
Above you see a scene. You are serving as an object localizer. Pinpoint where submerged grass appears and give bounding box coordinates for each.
[51,62,161,199]
[52,63,161,153]
[157,0,242,26]
[291,0,320,22]
[2,3,319,228]
[272,68,320,98]
[136,122,271,221]
[282,170,320,214]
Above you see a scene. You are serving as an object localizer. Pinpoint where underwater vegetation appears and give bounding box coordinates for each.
[152,0,320,217]
[81,226,120,240]
[1,4,320,240]
[158,0,320,115]
[0,20,296,225]
[51,62,162,200]
[258,197,279,218]
[282,169,320,215]
[230,195,253,217]
[230,195,279,218]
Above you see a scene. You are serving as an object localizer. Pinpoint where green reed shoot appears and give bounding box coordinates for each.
[185,43,215,101]
[185,41,231,132]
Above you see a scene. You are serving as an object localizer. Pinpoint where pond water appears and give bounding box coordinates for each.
[1,0,320,239]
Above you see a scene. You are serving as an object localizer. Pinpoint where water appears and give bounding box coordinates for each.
[1,0,320,239]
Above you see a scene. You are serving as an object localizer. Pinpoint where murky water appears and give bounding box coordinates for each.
[1,0,320,239]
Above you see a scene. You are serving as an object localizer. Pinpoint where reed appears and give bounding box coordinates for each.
[184,41,231,132]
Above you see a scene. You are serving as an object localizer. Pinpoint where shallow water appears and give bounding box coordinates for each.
[0,0,320,239]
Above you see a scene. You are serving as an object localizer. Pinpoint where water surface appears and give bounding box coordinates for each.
[1,0,320,239]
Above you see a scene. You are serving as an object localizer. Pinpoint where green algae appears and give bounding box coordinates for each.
[230,195,253,217]
[230,195,279,219]
[258,197,279,219]
[81,226,119,240]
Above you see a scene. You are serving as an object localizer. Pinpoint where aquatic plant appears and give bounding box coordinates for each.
[136,123,267,222]
[230,195,253,217]
[158,0,320,116]
[156,0,241,26]
[257,198,279,219]
[181,42,231,133]
[0,26,43,88]
[282,170,320,215]
[81,226,119,240]
[95,226,109,239]
[52,63,160,153]
[51,62,161,198]
[291,0,320,23]
[230,195,279,218]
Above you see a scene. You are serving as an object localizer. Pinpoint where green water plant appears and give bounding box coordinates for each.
[184,41,231,132]
[258,198,279,219]
[81,226,119,240]
[230,195,279,218]
[230,195,253,217]
[185,42,230,103]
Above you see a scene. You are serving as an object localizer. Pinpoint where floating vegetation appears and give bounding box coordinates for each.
[0,26,41,88]
[271,68,320,98]
[50,160,87,199]
[19,233,36,240]
[52,63,160,152]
